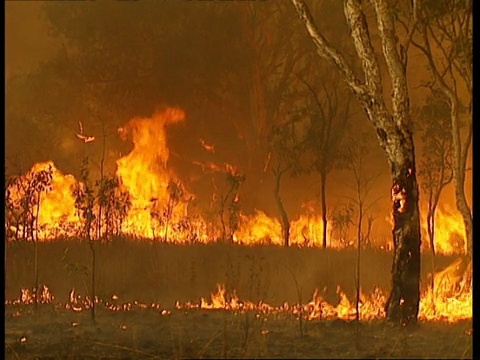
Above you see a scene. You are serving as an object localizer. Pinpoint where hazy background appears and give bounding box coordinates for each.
[5,1,472,243]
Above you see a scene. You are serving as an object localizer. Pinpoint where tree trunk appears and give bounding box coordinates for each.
[448,96,472,256]
[384,152,421,325]
[355,201,363,323]
[454,182,472,256]
[34,198,41,312]
[274,170,290,247]
[291,0,422,324]
[426,209,435,256]
[428,209,436,314]
[89,240,96,325]
[320,171,328,249]
[220,205,226,242]
[415,19,473,256]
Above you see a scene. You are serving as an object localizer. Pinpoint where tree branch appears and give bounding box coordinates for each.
[290,0,366,97]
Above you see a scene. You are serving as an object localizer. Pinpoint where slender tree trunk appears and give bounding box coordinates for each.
[355,201,363,326]
[87,214,96,325]
[98,122,106,240]
[449,98,472,256]
[274,170,290,247]
[89,239,96,325]
[428,209,436,314]
[453,152,472,256]
[34,199,41,312]
[427,210,435,256]
[415,20,473,256]
[219,205,226,242]
[320,171,328,249]
[34,236,39,312]
[164,209,170,243]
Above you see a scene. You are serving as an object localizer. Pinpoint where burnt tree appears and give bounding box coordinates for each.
[292,0,421,324]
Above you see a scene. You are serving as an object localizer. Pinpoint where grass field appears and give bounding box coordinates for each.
[5,239,473,359]
[5,305,472,359]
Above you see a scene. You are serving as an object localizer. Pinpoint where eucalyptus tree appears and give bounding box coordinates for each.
[291,0,421,324]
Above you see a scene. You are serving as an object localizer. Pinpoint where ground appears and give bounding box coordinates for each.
[5,304,472,359]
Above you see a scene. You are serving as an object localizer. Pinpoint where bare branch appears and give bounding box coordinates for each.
[371,0,411,129]
[290,0,366,97]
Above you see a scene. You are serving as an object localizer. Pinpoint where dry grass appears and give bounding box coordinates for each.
[5,238,456,306]
[5,305,472,359]
[5,239,471,359]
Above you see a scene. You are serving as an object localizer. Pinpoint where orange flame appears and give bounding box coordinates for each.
[116,108,189,239]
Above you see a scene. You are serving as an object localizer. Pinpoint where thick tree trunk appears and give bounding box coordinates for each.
[291,0,422,324]
[320,172,328,249]
[384,150,421,324]
[274,171,290,247]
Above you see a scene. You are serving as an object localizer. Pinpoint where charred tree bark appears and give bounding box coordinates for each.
[385,156,421,324]
[273,169,290,247]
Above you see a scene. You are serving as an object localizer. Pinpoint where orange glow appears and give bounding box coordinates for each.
[6,258,471,322]
[419,257,472,322]
[4,107,472,323]
[6,161,79,240]
[421,205,467,255]
[5,107,469,255]
[116,108,190,239]
[234,210,282,245]
[174,265,471,322]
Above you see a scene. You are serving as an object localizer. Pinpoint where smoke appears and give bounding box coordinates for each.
[5,2,472,243]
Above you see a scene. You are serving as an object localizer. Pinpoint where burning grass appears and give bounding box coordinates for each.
[5,238,457,305]
[5,240,472,358]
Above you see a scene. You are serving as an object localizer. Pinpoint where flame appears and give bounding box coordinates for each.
[6,256,471,322]
[419,257,472,322]
[175,260,471,322]
[4,107,472,323]
[234,210,282,245]
[116,108,189,239]
[5,106,470,255]
[6,161,79,240]
[234,211,350,248]
[36,163,79,237]
[421,206,467,255]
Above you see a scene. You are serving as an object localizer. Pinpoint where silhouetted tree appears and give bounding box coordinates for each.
[218,170,245,242]
[268,116,306,247]
[300,72,352,249]
[340,132,382,333]
[72,157,97,325]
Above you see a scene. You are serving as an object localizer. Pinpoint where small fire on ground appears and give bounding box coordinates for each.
[6,258,471,323]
